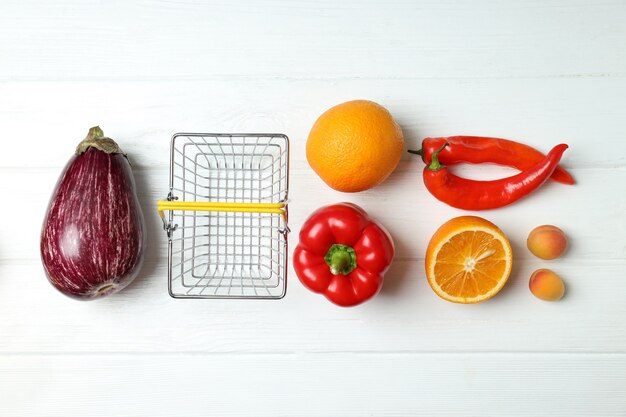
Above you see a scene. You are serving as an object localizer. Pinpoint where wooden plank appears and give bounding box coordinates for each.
[0,0,625,80]
[1,259,624,354]
[0,78,624,169]
[1,353,625,416]
[4,165,624,261]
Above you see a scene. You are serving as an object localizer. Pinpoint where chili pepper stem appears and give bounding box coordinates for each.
[407,148,425,163]
[324,244,357,275]
[427,142,450,171]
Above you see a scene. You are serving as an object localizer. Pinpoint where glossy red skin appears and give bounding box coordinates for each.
[40,148,146,300]
[423,144,568,211]
[419,136,575,185]
[293,203,394,307]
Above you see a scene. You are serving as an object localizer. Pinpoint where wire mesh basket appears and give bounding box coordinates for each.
[157,133,289,299]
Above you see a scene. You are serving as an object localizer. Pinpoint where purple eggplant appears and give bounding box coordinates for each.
[40,127,146,300]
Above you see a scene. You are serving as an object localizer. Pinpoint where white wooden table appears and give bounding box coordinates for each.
[1,1,625,416]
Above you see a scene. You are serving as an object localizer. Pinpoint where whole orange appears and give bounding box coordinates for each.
[306,100,404,192]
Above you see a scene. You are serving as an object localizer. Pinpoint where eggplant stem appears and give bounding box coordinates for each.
[75,126,125,155]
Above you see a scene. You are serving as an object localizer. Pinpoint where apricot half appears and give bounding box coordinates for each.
[527,225,568,260]
[529,269,565,301]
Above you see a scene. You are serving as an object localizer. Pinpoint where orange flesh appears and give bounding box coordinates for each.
[433,231,509,299]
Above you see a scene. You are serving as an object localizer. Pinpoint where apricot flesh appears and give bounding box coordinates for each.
[527,225,568,260]
[529,269,565,301]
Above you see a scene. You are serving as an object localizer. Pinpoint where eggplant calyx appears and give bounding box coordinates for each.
[76,126,126,156]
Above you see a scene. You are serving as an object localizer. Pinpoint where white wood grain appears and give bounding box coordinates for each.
[1,166,624,262]
[2,353,625,417]
[1,0,626,415]
[1,259,624,354]
[1,0,625,80]
[1,79,625,169]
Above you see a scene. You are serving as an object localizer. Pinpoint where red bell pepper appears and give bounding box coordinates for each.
[293,203,394,307]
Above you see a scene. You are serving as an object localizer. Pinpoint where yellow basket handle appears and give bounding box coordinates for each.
[157,200,288,223]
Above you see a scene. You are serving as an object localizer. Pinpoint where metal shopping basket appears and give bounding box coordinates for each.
[157,133,289,299]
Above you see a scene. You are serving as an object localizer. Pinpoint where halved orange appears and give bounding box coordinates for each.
[425,216,513,304]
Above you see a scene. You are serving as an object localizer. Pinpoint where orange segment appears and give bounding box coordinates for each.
[425,216,513,304]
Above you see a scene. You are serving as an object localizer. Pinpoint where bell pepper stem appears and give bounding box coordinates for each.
[324,244,357,275]
[426,142,449,171]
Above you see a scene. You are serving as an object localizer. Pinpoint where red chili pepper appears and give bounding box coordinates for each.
[293,203,394,307]
[409,136,575,185]
[423,143,569,211]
